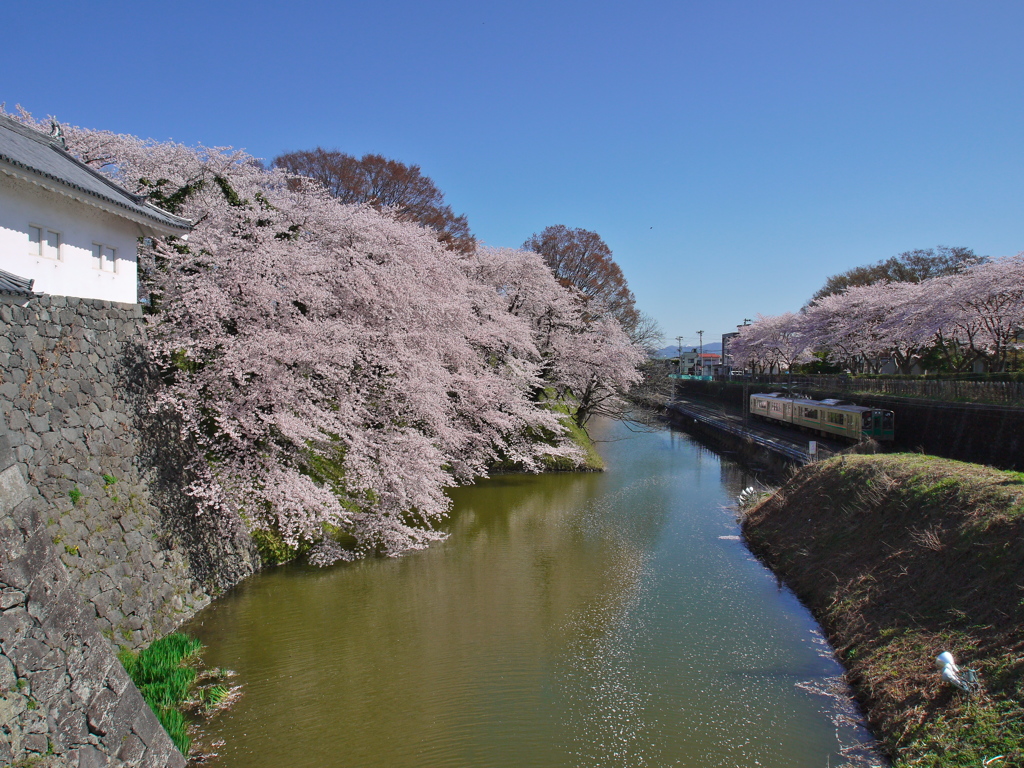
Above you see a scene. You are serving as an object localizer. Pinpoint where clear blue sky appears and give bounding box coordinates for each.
[5,0,1022,347]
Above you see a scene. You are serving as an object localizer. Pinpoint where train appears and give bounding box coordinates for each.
[749,392,895,442]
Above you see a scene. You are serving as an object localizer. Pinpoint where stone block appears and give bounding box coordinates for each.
[96,687,137,753]
[40,589,88,641]
[74,745,107,768]
[53,689,89,747]
[91,591,116,618]
[23,732,48,753]
[1,549,34,592]
[11,636,48,679]
[27,416,50,433]
[68,642,114,703]
[6,410,28,432]
[0,433,13,470]
[85,685,117,737]
[0,465,30,515]
[27,665,65,704]
[118,732,146,763]
[128,705,164,752]
[0,518,29,555]
[0,608,33,655]
[0,653,16,690]
[25,550,71,624]
[0,589,26,609]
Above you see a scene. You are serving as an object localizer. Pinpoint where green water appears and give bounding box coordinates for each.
[183,420,879,767]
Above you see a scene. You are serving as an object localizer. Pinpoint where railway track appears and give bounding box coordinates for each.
[666,397,847,464]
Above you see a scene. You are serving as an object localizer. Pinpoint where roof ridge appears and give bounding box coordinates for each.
[0,114,192,234]
[0,113,62,148]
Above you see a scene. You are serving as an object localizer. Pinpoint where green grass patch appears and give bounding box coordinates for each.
[119,633,202,754]
[537,391,603,471]
[553,412,603,471]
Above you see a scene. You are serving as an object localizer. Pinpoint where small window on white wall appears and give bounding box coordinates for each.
[29,226,42,255]
[29,225,62,259]
[92,243,117,272]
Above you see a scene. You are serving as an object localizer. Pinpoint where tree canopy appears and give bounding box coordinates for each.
[6,110,647,565]
[809,246,986,304]
[272,148,475,252]
[733,255,1024,375]
[522,225,639,331]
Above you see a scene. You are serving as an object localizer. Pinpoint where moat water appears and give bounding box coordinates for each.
[183,418,879,767]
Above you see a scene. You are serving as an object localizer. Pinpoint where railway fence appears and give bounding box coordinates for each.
[739,374,1024,407]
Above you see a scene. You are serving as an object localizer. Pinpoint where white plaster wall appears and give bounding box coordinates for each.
[0,172,144,303]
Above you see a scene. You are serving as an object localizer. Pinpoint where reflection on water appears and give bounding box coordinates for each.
[182,419,881,768]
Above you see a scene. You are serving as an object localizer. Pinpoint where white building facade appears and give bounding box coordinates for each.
[0,116,190,304]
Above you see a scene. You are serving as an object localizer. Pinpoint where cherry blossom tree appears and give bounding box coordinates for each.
[467,247,646,427]
[803,282,939,373]
[272,149,475,253]
[9,110,604,563]
[729,313,810,375]
[934,255,1024,371]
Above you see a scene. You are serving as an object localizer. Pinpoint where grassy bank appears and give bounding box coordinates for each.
[490,392,604,472]
[742,454,1024,766]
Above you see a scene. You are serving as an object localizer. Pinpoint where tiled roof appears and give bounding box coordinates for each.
[0,268,36,297]
[0,115,191,235]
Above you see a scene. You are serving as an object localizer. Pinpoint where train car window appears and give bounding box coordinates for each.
[804,409,818,419]
[883,412,894,429]
[862,412,872,429]
[828,412,845,425]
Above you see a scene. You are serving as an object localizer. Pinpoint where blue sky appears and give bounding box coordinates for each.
[5,0,1022,348]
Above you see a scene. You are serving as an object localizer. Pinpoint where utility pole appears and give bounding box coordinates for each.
[697,330,704,378]
[675,335,683,376]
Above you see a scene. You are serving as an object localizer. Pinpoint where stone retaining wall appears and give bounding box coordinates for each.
[0,293,261,764]
[0,462,185,767]
[0,294,259,645]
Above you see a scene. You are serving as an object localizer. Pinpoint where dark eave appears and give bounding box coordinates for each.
[0,268,37,298]
[0,115,192,236]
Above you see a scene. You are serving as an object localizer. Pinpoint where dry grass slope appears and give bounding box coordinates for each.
[742,454,1024,767]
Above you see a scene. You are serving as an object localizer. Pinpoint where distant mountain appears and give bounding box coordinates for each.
[653,341,722,358]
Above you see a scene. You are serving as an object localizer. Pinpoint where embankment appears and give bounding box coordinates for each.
[743,454,1024,766]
